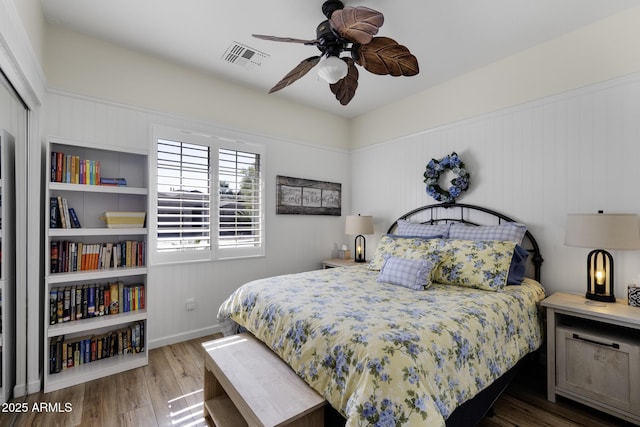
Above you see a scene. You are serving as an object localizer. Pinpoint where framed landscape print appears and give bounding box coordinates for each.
[276,175,341,215]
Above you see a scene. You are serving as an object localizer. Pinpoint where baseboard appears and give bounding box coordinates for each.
[13,378,41,398]
[148,324,221,349]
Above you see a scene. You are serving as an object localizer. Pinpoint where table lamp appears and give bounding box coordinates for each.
[565,212,640,302]
[345,214,374,263]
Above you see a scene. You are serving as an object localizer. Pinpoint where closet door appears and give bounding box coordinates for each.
[0,69,28,400]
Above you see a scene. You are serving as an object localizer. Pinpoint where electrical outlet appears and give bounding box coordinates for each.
[186,298,196,311]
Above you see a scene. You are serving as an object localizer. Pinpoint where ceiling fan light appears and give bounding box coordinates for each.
[317,55,348,84]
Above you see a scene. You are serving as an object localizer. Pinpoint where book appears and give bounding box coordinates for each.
[50,197,60,228]
[65,154,71,183]
[68,207,81,228]
[61,198,72,229]
[49,289,58,325]
[87,285,96,317]
[81,285,88,319]
[50,336,64,374]
[100,177,127,186]
[105,243,113,269]
[55,288,63,323]
[50,241,59,273]
[76,242,85,271]
[63,287,71,322]
[70,155,77,184]
[56,196,67,229]
[51,151,57,182]
[109,282,119,314]
[55,152,63,182]
[75,287,83,320]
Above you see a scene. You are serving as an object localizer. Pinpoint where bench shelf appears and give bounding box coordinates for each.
[202,333,325,427]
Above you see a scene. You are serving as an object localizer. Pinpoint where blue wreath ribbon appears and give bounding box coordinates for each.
[423,152,470,203]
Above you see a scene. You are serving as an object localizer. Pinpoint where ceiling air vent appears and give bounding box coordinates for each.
[223,42,269,69]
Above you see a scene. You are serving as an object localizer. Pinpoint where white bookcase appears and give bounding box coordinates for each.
[0,130,15,403]
[44,136,149,393]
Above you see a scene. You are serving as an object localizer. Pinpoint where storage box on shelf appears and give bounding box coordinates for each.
[0,130,15,403]
[44,136,149,393]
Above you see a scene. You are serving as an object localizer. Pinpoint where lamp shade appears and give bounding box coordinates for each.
[565,213,640,250]
[345,215,374,235]
[317,55,348,84]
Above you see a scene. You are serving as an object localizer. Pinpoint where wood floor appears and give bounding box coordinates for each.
[1,335,636,427]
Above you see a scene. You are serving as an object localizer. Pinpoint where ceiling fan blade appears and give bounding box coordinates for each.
[268,56,322,94]
[330,58,359,105]
[355,37,419,76]
[330,6,384,45]
[252,34,319,46]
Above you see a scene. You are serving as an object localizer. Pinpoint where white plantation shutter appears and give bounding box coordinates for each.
[151,125,265,263]
[156,139,211,253]
[218,148,262,249]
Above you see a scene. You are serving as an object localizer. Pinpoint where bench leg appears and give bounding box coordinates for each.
[287,408,324,427]
[203,360,226,425]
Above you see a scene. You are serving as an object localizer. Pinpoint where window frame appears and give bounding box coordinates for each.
[149,125,265,265]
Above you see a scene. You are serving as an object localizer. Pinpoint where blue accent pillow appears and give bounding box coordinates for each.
[449,222,527,245]
[396,220,450,238]
[377,254,442,290]
[507,245,529,285]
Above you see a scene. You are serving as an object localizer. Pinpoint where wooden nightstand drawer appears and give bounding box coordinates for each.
[556,324,640,416]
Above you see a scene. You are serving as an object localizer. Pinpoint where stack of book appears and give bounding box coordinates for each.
[49,321,145,374]
[50,240,145,273]
[49,281,145,325]
[50,196,81,229]
[51,151,101,185]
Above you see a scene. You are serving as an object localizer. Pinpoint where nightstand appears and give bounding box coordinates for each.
[322,258,360,269]
[541,292,640,424]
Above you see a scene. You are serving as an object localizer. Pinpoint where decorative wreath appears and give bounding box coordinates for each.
[423,152,470,203]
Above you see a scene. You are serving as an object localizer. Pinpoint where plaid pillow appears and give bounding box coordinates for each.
[396,220,450,238]
[449,223,527,245]
[377,254,442,290]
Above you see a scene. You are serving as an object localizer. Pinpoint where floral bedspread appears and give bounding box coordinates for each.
[217,265,545,427]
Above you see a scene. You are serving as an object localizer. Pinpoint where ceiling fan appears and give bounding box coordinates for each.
[253,0,419,106]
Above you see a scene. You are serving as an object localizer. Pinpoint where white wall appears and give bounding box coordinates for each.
[351,72,640,298]
[43,24,351,151]
[44,91,352,347]
[352,5,640,149]
[11,0,44,64]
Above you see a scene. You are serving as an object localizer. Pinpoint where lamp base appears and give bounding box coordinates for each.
[586,291,615,303]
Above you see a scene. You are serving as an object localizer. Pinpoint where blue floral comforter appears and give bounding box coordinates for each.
[217,265,545,427]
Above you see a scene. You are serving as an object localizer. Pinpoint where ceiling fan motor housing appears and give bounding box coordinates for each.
[322,0,344,19]
[315,20,347,57]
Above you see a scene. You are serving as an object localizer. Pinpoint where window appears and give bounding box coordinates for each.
[218,148,262,249]
[150,126,264,263]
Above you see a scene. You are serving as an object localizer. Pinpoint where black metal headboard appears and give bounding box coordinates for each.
[387,202,544,282]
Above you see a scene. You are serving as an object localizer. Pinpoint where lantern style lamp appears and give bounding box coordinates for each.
[565,212,640,302]
[345,214,374,263]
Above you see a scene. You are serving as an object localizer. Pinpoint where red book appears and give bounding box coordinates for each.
[56,152,63,182]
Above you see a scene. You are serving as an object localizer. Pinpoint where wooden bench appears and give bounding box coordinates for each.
[202,333,326,427]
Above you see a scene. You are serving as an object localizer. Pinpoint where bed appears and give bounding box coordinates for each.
[217,203,545,427]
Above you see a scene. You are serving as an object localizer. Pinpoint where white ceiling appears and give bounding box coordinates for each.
[40,0,638,119]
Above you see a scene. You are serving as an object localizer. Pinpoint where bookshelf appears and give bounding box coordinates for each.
[44,136,149,393]
[0,130,15,403]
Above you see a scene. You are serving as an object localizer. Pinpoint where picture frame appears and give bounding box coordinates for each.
[276,175,341,216]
